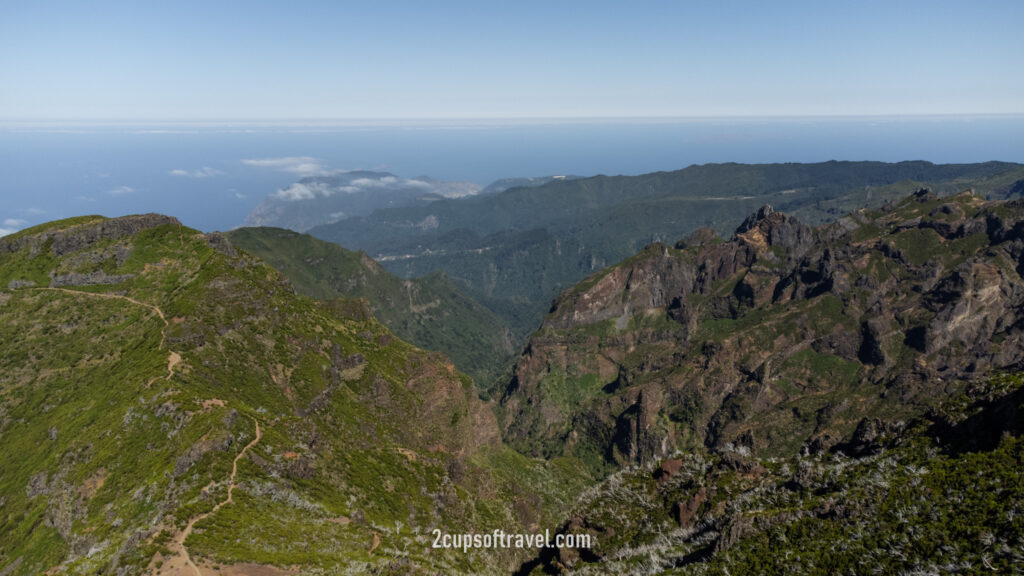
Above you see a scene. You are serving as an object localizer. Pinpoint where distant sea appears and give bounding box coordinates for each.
[1,116,1022,234]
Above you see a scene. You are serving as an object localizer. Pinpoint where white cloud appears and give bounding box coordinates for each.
[241,157,328,176]
[269,174,435,202]
[234,192,247,199]
[106,186,135,195]
[0,217,28,237]
[272,182,318,201]
[24,208,45,215]
[170,166,223,178]
[350,176,405,188]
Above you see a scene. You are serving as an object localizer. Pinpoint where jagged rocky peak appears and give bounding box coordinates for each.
[733,203,813,255]
[542,204,814,332]
[500,191,1024,473]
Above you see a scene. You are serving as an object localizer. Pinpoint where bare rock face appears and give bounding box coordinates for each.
[0,214,181,256]
[734,205,814,257]
[501,191,1024,470]
[49,271,134,287]
[840,418,905,457]
[203,231,238,257]
[654,458,684,485]
[673,486,708,529]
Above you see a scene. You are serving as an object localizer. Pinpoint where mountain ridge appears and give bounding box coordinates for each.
[499,188,1024,475]
[306,160,1024,344]
[0,213,583,575]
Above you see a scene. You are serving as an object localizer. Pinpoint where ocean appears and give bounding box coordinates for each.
[1,115,1022,234]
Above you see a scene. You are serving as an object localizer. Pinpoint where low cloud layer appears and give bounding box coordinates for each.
[170,166,223,178]
[242,157,328,177]
[271,175,432,201]
[106,186,136,196]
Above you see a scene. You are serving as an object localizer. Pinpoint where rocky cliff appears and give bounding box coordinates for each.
[500,189,1024,472]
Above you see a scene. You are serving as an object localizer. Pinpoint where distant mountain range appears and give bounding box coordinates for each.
[244,172,583,233]
[507,190,1024,573]
[244,170,481,232]
[306,161,1024,342]
[501,188,1024,471]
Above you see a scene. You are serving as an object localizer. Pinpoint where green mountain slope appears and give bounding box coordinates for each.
[227,227,517,391]
[308,161,1024,340]
[0,215,587,575]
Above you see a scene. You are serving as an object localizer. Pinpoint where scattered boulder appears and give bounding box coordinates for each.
[672,486,708,529]
[840,418,905,457]
[654,458,684,485]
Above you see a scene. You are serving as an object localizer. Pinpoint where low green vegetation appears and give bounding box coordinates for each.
[227,227,515,392]
[0,215,581,575]
[521,373,1024,574]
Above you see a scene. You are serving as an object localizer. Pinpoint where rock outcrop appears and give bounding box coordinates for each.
[501,190,1024,470]
[0,214,180,256]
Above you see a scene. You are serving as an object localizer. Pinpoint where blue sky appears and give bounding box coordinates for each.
[1,1,1021,120]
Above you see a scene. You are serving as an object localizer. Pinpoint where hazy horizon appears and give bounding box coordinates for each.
[3,115,1023,236]
[3,2,1022,236]
[4,112,1024,126]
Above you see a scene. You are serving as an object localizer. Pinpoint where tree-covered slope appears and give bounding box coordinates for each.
[227,227,517,392]
[0,215,587,576]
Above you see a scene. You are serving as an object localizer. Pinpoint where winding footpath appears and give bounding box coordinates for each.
[177,417,262,576]
[37,287,181,379]
[31,287,262,574]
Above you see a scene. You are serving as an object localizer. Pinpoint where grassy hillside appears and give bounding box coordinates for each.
[0,215,586,575]
[227,227,517,392]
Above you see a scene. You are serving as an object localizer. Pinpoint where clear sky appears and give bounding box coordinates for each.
[1,0,1021,120]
